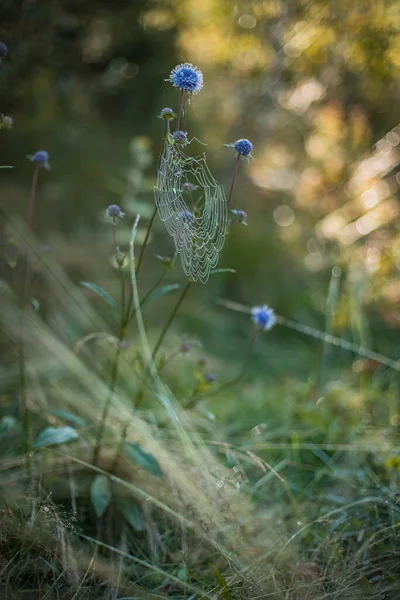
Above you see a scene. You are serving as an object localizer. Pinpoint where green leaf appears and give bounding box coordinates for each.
[50,410,86,428]
[0,166,13,169]
[80,281,117,307]
[209,563,234,600]
[33,426,79,449]
[210,268,237,276]
[117,499,145,531]
[90,475,112,518]
[141,283,180,308]
[124,443,162,477]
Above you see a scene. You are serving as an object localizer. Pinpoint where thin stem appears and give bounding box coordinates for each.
[152,281,192,361]
[135,206,157,278]
[226,154,241,208]
[176,90,184,130]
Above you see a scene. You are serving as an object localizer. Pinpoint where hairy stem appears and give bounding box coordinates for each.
[176,90,184,130]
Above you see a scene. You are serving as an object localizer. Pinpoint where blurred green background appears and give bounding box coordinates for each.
[1,0,400,381]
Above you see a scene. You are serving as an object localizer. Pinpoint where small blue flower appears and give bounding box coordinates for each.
[182,181,199,193]
[179,210,194,224]
[234,139,253,157]
[0,42,8,58]
[159,107,176,120]
[204,372,216,383]
[251,305,276,331]
[28,150,50,170]
[173,130,189,146]
[231,209,247,225]
[169,63,203,95]
[106,204,125,219]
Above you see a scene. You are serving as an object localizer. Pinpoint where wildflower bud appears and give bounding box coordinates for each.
[182,181,198,193]
[0,42,8,58]
[27,150,50,170]
[231,209,247,225]
[198,356,207,367]
[168,63,203,95]
[106,204,125,219]
[251,305,276,331]
[159,107,176,120]
[173,130,189,146]
[234,139,253,157]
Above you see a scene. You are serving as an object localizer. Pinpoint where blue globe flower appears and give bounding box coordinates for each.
[159,107,176,120]
[231,209,247,225]
[204,372,216,383]
[169,63,203,95]
[179,210,194,224]
[251,305,276,331]
[0,42,8,58]
[173,130,189,146]
[106,204,125,219]
[234,139,253,157]
[28,150,50,170]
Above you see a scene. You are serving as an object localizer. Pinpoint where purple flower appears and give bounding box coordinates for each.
[234,139,253,157]
[251,305,276,331]
[181,341,191,353]
[231,209,247,225]
[198,356,207,367]
[173,130,189,146]
[182,181,199,193]
[169,63,203,94]
[159,107,176,120]
[106,204,125,219]
[0,42,8,58]
[179,210,194,224]
[204,372,216,383]
[28,150,50,170]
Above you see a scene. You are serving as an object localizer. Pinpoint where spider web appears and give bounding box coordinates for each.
[155,142,227,283]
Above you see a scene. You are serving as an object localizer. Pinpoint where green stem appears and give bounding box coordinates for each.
[226,154,240,208]
[152,280,192,361]
[176,90,184,130]
[135,206,157,279]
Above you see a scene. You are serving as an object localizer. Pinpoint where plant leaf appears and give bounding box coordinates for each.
[33,426,79,449]
[117,499,145,531]
[50,410,86,428]
[209,563,234,600]
[210,268,237,276]
[80,281,117,307]
[141,283,180,308]
[90,475,112,518]
[124,443,162,477]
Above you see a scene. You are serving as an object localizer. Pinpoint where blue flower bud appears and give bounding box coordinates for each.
[0,42,8,58]
[234,139,253,157]
[169,63,203,95]
[28,150,50,170]
[251,305,276,331]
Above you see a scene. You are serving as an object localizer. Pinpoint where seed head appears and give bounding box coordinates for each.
[0,115,13,130]
[28,150,50,170]
[234,139,253,157]
[169,63,203,95]
[0,42,8,58]
[106,204,125,219]
[251,305,276,331]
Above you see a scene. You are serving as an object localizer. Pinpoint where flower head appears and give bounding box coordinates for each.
[251,305,276,331]
[181,341,191,353]
[0,42,8,58]
[173,130,189,146]
[159,107,176,120]
[231,209,247,225]
[169,63,203,95]
[106,204,125,219]
[198,356,207,367]
[234,139,253,157]
[0,115,13,130]
[204,372,216,383]
[182,181,199,194]
[179,210,194,224]
[27,150,50,170]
